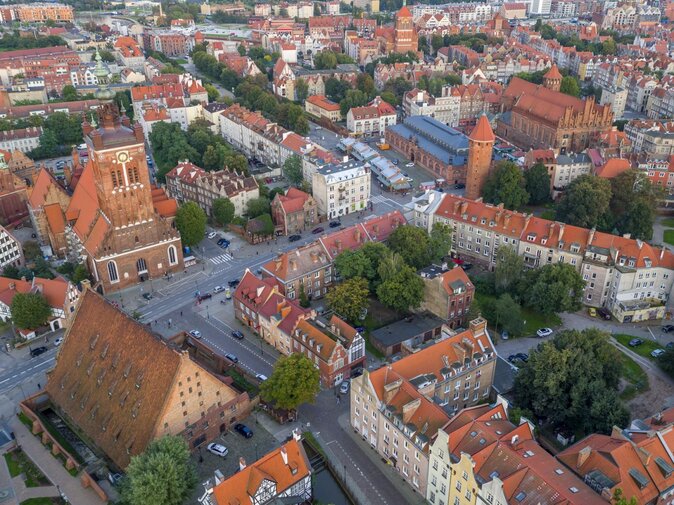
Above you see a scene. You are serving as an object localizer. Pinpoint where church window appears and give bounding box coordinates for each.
[136,258,147,274]
[128,166,140,184]
[107,261,119,283]
[111,170,119,188]
[168,246,177,265]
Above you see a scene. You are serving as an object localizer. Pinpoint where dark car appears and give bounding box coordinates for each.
[217,238,230,246]
[629,338,644,347]
[234,423,253,438]
[289,234,301,242]
[462,262,473,271]
[142,293,153,300]
[231,330,244,340]
[667,342,674,349]
[662,325,674,333]
[329,221,341,228]
[30,346,48,358]
[197,293,212,302]
[454,183,466,189]
[228,279,240,288]
[225,353,238,363]
[597,307,612,320]
[312,227,324,234]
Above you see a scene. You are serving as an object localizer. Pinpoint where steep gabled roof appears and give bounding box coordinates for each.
[469,114,495,143]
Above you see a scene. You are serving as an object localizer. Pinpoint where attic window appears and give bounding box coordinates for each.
[527,234,535,241]
[515,492,526,502]
[89,334,99,350]
[629,468,649,489]
[555,468,564,475]
[135,371,144,389]
[100,343,109,359]
[124,363,132,378]
[86,361,95,377]
[655,457,673,478]
[569,487,579,493]
[111,353,120,369]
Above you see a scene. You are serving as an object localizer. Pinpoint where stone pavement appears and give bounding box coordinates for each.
[0,442,18,505]
[10,416,105,505]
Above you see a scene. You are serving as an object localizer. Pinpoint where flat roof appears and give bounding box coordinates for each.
[370,313,445,348]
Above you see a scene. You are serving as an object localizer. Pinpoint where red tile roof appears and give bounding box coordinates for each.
[469,114,495,142]
[596,158,631,178]
[543,63,562,80]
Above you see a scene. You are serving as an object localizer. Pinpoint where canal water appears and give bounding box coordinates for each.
[303,440,354,505]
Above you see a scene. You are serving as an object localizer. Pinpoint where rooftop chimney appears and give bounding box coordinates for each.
[239,457,247,471]
[577,446,591,468]
[281,446,288,465]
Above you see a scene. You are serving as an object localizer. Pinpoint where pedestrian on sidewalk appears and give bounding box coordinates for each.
[180,311,183,317]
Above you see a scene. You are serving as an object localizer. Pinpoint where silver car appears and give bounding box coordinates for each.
[207,443,228,457]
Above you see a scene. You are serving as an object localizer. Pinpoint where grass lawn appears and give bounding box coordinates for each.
[4,449,50,487]
[618,353,649,400]
[614,334,663,360]
[20,499,65,505]
[361,298,401,360]
[539,209,556,221]
[225,369,259,397]
[660,217,674,228]
[664,230,674,246]
[475,293,562,336]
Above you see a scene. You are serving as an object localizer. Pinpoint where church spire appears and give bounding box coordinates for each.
[93,49,115,102]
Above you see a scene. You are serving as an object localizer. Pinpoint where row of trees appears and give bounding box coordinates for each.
[326,224,452,321]
[481,161,551,209]
[536,21,619,56]
[313,49,355,70]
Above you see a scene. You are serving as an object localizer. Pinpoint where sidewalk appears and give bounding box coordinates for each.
[10,416,105,504]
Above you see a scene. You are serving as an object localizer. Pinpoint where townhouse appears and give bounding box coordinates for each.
[0,224,22,271]
[305,95,342,122]
[270,187,319,236]
[417,193,674,319]
[403,88,461,127]
[311,159,371,219]
[419,264,474,329]
[346,98,397,136]
[624,120,674,161]
[350,318,496,495]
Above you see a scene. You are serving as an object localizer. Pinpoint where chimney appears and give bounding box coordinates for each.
[577,446,591,468]
[469,317,487,336]
[354,228,362,243]
[402,398,421,424]
[275,257,282,271]
[383,376,403,403]
[8,282,15,290]
[239,457,247,471]
[511,434,519,446]
[281,446,288,465]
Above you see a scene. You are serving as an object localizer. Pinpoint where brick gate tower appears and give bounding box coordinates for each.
[70,50,183,293]
[394,1,417,54]
[465,114,495,200]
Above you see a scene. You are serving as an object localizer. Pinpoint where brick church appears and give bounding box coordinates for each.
[28,52,183,293]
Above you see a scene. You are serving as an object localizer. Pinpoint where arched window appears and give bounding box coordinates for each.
[107,261,119,283]
[168,246,177,265]
[136,258,147,274]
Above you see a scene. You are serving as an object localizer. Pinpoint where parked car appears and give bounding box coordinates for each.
[217,238,230,246]
[339,380,350,394]
[189,330,201,339]
[329,221,341,228]
[392,159,399,165]
[225,353,238,363]
[207,443,228,457]
[507,353,528,364]
[651,349,666,358]
[228,279,240,288]
[405,162,414,167]
[629,338,644,347]
[588,307,597,317]
[213,285,225,294]
[231,330,244,340]
[54,337,63,347]
[312,227,324,234]
[197,293,212,302]
[289,234,301,242]
[536,328,553,338]
[662,324,674,333]
[666,342,674,349]
[597,307,612,320]
[255,373,268,382]
[207,231,217,239]
[142,293,153,301]
[30,346,48,357]
[234,423,253,438]
[454,183,465,189]
[462,262,473,271]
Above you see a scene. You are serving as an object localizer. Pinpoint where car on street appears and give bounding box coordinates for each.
[392,159,399,165]
[454,183,465,189]
[289,234,301,242]
[329,221,341,228]
[588,307,597,317]
[207,231,217,239]
[651,349,666,358]
[54,337,63,347]
[228,279,240,288]
[402,172,409,177]
[217,238,230,246]
[255,373,268,381]
[213,285,225,294]
[231,330,244,340]
[339,380,350,394]
[666,342,674,349]
[30,346,48,357]
[189,330,201,339]
[142,293,153,301]
[405,162,414,167]
[508,353,528,364]
[629,338,644,347]
[536,328,553,338]
[662,325,674,333]
[597,307,612,320]
[225,353,238,363]
[207,443,228,457]
[197,293,212,302]
[234,423,253,438]
[312,227,324,234]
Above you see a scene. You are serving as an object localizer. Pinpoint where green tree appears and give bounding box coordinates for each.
[246,197,271,218]
[482,161,529,210]
[72,264,89,284]
[525,263,586,315]
[175,202,206,248]
[494,246,524,295]
[560,76,580,97]
[23,240,42,261]
[377,252,406,283]
[212,198,235,227]
[3,265,19,280]
[494,294,524,337]
[10,292,51,329]
[61,84,78,101]
[609,170,661,240]
[314,50,338,69]
[204,83,219,102]
[514,328,628,436]
[237,44,246,56]
[334,249,373,282]
[356,73,375,97]
[556,175,612,229]
[524,163,551,205]
[387,225,431,269]
[376,264,424,312]
[149,122,199,180]
[295,78,309,103]
[120,436,196,505]
[298,284,310,308]
[380,91,398,106]
[261,353,320,410]
[326,277,369,323]
[612,489,638,505]
[283,155,303,186]
[601,38,617,55]
[428,222,452,263]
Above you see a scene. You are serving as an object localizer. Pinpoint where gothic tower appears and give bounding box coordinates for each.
[465,114,495,200]
[543,64,562,92]
[394,1,417,54]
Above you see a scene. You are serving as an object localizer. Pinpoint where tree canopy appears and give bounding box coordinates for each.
[175,202,206,248]
[283,155,303,186]
[482,161,529,210]
[260,353,320,410]
[524,163,551,205]
[212,198,235,227]
[326,277,369,323]
[387,225,432,269]
[11,292,51,329]
[376,264,424,312]
[555,175,612,229]
[524,263,585,315]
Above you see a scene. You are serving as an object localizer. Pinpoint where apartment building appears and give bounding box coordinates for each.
[418,193,674,318]
[403,89,460,127]
[0,3,73,23]
[419,264,474,329]
[600,86,628,118]
[165,161,259,217]
[0,225,23,271]
[0,127,42,154]
[426,403,605,505]
[350,318,496,495]
[149,32,193,57]
[305,95,342,122]
[624,120,674,161]
[346,98,397,136]
[553,152,593,195]
[311,160,371,219]
[270,187,319,235]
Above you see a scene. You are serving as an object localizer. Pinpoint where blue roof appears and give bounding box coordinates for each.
[388,116,469,166]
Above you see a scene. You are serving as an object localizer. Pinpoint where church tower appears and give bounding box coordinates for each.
[543,64,562,92]
[394,1,417,54]
[465,114,495,201]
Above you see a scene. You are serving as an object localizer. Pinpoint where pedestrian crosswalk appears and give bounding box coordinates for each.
[371,194,404,208]
[210,253,233,265]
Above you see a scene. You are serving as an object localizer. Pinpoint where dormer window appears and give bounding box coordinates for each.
[527,233,535,241]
